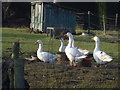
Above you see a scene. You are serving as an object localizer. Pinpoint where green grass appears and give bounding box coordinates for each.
[2,28,119,59]
[2,28,119,88]
[2,28,55,57]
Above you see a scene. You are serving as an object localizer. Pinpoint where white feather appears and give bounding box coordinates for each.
[72,35,90,55]
[92,36,113,64]
[36,40,58,64]
[65,32,86,65]
[78,48,90,55]
[59,38,66,52]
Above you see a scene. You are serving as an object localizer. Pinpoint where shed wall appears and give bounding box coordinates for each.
[30,2,76,34]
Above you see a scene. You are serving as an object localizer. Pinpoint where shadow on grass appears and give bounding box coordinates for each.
[2,33,47,40]
[73,35,119,43]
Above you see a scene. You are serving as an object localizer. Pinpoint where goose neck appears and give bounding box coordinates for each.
[61,41,64,46]
[94,40,100,51]
[72,39,74,47]
[38,44,43,52]
[67,36,73,47]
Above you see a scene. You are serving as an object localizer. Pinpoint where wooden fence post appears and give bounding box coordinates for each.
[115,13,118,30]
[10,41,19,89]
[103,14,106,35]
[14,58,24,89]
[11,42,20,59]
[88,11,90,34]
[9,67,14,89]
[10,42,25,89]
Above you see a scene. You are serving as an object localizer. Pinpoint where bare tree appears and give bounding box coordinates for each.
[2,2,15,22]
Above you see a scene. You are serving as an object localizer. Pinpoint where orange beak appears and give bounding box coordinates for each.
[35,41,38,44]
[64,34,67,36]
[91,37,94,40]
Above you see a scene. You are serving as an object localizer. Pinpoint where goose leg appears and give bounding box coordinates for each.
[99,64,102,68]
[73,62,77,67]
[69,61,73,66]
[104,64,107,68]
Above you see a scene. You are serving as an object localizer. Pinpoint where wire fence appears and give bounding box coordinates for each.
[76,11,119,30]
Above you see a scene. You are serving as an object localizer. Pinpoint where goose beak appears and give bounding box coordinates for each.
[91,37,94,40]
[35,41,38,44]
[64,34,67,36]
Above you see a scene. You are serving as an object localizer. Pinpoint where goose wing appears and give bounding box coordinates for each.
[75,55,87,62]
[66,47,85,57]
[38,52,57,62]
[78,48,90,55]
[95,51,112,62]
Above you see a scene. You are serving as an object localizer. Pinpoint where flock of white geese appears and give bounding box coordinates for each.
[35,32,113,66]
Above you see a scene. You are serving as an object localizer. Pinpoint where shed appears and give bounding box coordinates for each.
[30,1,76,35]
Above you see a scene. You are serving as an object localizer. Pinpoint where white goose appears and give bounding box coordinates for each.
[59,38,66,52]
[92,36,112,64]
[66,32,90,55]
[35,40,58,64]
[64,32,87,66]
[71,37,90,55]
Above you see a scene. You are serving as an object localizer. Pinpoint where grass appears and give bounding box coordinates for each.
[2,28,119,59]
[2,28,119,88]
